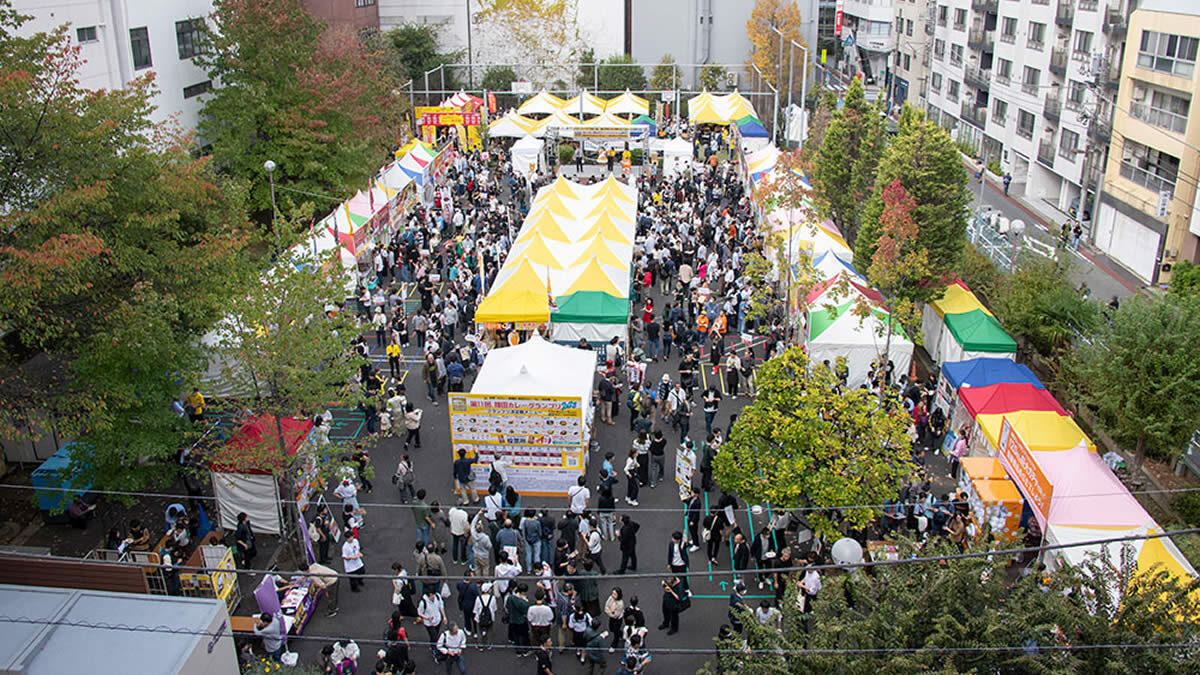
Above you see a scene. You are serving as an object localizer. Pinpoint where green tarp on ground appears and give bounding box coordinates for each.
[943,308,1018,353]
[553,291,629,324]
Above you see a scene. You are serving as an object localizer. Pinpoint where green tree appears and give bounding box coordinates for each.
[597,54,647,93]
[812,78,886,246]
[1169,260,1200,297]
[990,257,1099,361]
[482,65,519,110]
[751,150,821,336]
[713,347,912,538]
[715,540,1200,674]
[957,240,1001,306]
[1063,293,1200,469]
[213,247,361,548]
[575,48,597,89]
[699,63,728,91]
[198,0,405,219]
[0,5,249,493]
[854,105,968,275]
[387,22,461,86]
[649,54,682,90]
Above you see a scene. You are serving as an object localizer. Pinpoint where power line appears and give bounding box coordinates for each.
[0,614,1193,657]
[7,479,1200,515]
[1,526,1195,585]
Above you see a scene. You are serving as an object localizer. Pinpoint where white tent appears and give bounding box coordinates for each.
[511,136,545,177]
[562,90,607,116]
[487,111,536,138]
[805,301,914,389]
[518,90,566,116]
[661,137,694,178]
[605,90,650,116]
[208,414,313,535]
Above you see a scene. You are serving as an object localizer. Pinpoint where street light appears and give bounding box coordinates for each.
[264,159,280,250]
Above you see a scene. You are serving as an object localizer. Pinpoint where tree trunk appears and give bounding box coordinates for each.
[1134,434,1147,473]
[272,407,302,563]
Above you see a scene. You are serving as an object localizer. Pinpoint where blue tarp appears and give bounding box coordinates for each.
[941,357,1044,391]
[739,120,769,138]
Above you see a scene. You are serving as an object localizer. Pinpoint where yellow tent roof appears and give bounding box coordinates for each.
[580,111,632,127]
[474,288,550,324]
[562,90,607,115]
[595,176,634,203]
[515,210,573,244]
[605,90,649,116]
[932,283,992,317]
[976,411,1095,453]
[527,190,577,220]
[509,233,565,269]
[583,194,635,222]
[688,99,728,124]
[547,176,580,199]
[721,92,757,120]
[689,92,714,108]
[572,236,626,268]
[579,212,633,245]
[563,258,624,297]
[517,90,566,115]
[491,258,550,296]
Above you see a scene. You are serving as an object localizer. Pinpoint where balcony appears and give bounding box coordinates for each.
[1044,92,1062,122]
[971,0,998,11]
[1037,139,1056,168]
[925,22,934,36]
[1028,37,1045,52]
[1088,116,1112,144]
[1022,79,1039,95]
[1049,48,1068,76]
[1080,0,1098,10]
[964,65,992,89]
[968,26,995,52]
[1104,8,1126,36]
[996,70,1011,86]
[1130,101,1190,135]
[961,101,988,128]
[1098,57,1121,90]
[954,21,967,32]
[1056,1,1075,27]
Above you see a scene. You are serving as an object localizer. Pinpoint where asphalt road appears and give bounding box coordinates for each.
[284,276,757,673]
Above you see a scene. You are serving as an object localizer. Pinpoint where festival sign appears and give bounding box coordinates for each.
[448,393,586,495]
[996,416,1053,527]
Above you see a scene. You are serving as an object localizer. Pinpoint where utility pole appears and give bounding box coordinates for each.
[465,0,473,88]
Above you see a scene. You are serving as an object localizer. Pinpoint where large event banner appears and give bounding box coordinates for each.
[996,416,1053,527]
[448,393,585,495]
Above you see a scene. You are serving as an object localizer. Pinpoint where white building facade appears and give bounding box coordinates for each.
[922,0,1119,217]
[843,0,896,87]
[13,0,216,131]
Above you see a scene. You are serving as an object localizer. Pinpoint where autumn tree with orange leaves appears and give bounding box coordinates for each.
[746,0,809,101]
[0,3,250,494]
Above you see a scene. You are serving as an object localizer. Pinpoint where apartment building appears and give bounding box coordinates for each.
[923,0,1125,224]
[843,0,896,86]
[891,0,935,109]
[12,0,215,131]
[1094,0,1200,284]
[302,0,379,32]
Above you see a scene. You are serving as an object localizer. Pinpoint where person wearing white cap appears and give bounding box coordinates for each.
[473,582,498,649]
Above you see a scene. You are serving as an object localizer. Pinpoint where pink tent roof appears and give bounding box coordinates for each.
[959,383,1068,419]
[804,273,885,306]
[1033,444,1154,528]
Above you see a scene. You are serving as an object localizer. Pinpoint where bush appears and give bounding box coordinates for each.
[1176,491,1200,527]
[959,241,1001,306]
[987,160,1002,176]
[557,143,575,166]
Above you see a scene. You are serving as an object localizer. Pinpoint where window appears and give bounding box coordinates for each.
[938,5,948,27]
[897,16,904,33]
[1017,109,1035,138]
[904,53,912,70]
[130,27,152,70]
[1073,30,1093,59]
[934,39,946,61]
[1028,22,1045,50]
[951,44,964,66]
[183,80,211,98]
[1059,129,1079,157]
[1067,81,1086,109]
[954,8,967,31]
[354,0,376,6]
[1138,30,1199,77]
[1131,86,1191,134]
[175,19,202,60]
[76,26,98,43]
[948,80,960,101]
[992,99,1008,124]
[1001,17,1017,44]
[931,72,943,92]
[1120,139,1179,194]
[1022,66,1040,95]
[996,58,1012,84]
[907,19,913,37]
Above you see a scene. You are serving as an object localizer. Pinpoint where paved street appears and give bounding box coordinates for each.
[287,281,756,673]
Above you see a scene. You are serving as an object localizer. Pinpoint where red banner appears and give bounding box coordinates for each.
[420,112,481,127]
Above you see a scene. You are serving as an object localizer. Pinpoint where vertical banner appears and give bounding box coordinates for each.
[996,416,1054,528]
[834,0,844,37]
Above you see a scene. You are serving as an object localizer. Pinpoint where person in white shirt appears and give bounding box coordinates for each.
[448,506,470,565]
[437,622,468,674]
[418,587,445,648]
[527,590,555,648]
[567,476,590,515]
[755,599,782,631]
[473,584,498,648]
[333,479,362,517]
[494,551,522,596]
[798,565,822,613]
[341,528,365,592]
[482,487,504,522]
[585,519,606,574]
[490,453,510,490]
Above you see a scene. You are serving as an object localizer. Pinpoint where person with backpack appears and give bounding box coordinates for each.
[504,583,532,656]
[520,509,543,572]
[436,622,467,674]
[393,454,415,504]
[472,582,498,650]
[402,402,423,449]
[418,587,445,653]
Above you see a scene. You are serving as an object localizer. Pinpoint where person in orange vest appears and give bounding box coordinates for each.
[696,313,709,335]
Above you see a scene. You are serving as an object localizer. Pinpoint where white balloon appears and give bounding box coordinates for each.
[831,537,864,565]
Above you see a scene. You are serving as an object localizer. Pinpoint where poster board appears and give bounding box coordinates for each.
[449,393,585,496]
[675,443,696,500]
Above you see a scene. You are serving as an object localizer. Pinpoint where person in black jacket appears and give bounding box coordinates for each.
[617,515,640,574]
[731,531,750,576]
[666,531,690,591]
